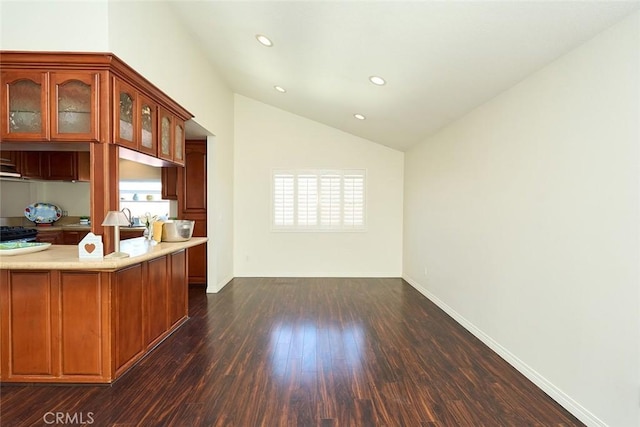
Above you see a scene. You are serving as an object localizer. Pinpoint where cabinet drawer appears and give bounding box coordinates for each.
[63,230,89,245]
[36,230,63,244]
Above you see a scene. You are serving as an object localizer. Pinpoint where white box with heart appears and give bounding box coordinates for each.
[79,232,104,260]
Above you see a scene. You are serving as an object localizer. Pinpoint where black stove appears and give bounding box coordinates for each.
[0,226,38,243]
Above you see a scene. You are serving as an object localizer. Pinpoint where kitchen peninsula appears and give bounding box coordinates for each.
[0,237,207,384]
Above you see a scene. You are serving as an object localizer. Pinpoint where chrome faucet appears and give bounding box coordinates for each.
[121,208,134,227]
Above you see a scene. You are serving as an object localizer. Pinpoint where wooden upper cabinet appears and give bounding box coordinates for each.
[1,70,101,142]
[1,71,49,141]
[50,72,100,141]
[16,151,90,181]
[114,78,137,149]
[161,166,179,200]
[0,52,193,161]
[114,79,159,157]
[45,151,77,180]
[20,151,44,179]
[183,141,207,212]
[158,107,185,166]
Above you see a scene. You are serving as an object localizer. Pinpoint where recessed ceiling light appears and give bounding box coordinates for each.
[354,113,366,120]
[369,75,386,86]
[256,34,273,47]
[274,85,286,93]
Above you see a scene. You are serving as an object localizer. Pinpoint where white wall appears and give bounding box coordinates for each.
[40,181,90,216]
[107,1,235,292]
[0,180,90,218]
[403,12,639,427]
[119,159,160,181]
[234,95,403,277]
[0,181,33,217]
[0,0,109,50]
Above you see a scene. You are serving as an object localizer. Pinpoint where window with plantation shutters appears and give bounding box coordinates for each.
[272,169,366,231]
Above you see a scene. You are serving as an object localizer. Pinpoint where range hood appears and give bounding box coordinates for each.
[0,157,21,178]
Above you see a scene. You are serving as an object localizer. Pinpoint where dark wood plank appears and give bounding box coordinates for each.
[0,278,584,426]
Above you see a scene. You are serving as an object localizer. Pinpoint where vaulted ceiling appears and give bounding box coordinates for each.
[171,1,639,151]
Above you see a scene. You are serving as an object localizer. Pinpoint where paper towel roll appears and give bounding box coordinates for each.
[152,221,164,243]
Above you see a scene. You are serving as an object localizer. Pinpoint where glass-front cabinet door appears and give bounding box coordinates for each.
[50,72,100,141]
[174,119,184,165]
[114,79,137,149]
[1,71,49,141]
[138,94,156,156]
[158,107,173,162]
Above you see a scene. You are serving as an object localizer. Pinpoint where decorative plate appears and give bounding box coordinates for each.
[0,242,52,256]
[24,203,62,224]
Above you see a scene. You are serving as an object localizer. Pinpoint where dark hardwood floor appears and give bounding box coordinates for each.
[1,277,583,426]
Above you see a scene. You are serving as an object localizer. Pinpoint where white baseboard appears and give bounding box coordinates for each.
[206,275,234,293]
[402,274,606,427]
[233,272,402,278]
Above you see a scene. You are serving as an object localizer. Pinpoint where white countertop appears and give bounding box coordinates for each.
[26,224,146,232]
[0,237,207,270]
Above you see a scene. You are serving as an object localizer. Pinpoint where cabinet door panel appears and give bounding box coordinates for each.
[6,271,55,376]
[161,167,178,200]
[168,250,187,327]
[1,71,49,141]
[76,151,90,182]
[45,151,77,180]
[36,230,63,244]
[50,72,100,141]
[187,243,207,285]
[146,256,168,345]
[173,119,184,165]
[20,151,43,179]
[138,94,157,156]
[158,107,173,162]
[63,231,88,245]
[185,215,207,284]
[60,272,103,376]
[187,219,207,284]
[114,264,144,372]
[183,142,207,212]
[114,79,137,149]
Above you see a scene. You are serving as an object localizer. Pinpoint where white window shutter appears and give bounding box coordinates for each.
[320,174,342,227]
[343,173,364,227]
[273,173,294,226]
[297,174,318,226]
